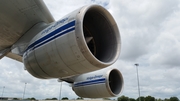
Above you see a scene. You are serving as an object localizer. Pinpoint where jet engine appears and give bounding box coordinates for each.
[23,5,120,79]
[72,68,124,98]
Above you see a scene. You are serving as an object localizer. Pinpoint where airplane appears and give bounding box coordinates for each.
[0,0,123,98]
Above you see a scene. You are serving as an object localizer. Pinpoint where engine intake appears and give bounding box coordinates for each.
[83,7,119,63]
[109,69,123,95]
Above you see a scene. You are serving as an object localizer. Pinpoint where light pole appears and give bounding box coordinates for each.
[135,63,141,101]
[59,81,63,101]
[1,86,5,98]
[22,83,27,99]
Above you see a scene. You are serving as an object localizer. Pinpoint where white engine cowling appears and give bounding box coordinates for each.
[23,5,120,79]
[72,68,124,98]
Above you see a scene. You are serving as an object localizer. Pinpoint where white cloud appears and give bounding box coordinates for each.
[150,7,180,67]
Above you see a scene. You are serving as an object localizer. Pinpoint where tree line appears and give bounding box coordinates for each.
[117,95,179,101]
[24,97,84,100]
[22,95,179,101]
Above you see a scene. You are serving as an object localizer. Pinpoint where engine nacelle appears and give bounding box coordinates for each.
[23,5,120,79]
[72,68,124,98]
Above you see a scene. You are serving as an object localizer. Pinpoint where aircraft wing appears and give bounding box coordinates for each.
[0,0,55,62]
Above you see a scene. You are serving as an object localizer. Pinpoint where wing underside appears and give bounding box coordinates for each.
[0,0,54,62]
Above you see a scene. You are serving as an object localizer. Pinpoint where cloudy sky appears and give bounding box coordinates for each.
[1,0,180,100]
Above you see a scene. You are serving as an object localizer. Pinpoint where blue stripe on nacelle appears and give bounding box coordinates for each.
[74,78,106,87]
[26,20,75,52]
[33,27,75,50]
